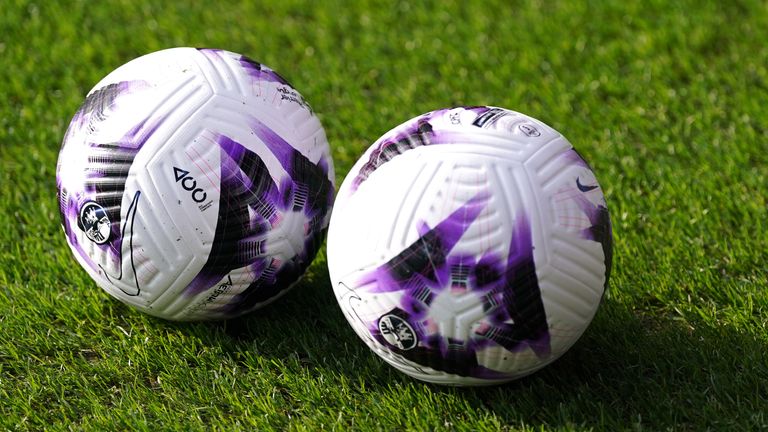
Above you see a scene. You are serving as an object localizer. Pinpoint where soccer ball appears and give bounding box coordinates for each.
[327,106,612,385]
[57,48,334,320]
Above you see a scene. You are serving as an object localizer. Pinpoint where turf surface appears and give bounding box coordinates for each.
[1,0,767,430]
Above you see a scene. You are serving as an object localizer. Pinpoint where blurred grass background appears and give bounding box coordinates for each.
[0,0,766,430]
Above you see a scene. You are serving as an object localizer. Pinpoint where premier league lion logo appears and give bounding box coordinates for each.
[78,202,111,244]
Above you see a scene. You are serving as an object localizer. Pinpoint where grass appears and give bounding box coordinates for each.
[1,0,767,430]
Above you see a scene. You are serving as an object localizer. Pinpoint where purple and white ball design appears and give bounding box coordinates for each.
[327,107,611,385]
[57,48,334,320]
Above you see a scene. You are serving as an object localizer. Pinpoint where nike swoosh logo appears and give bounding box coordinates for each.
[99,190,141,296]
[576,177,598,193]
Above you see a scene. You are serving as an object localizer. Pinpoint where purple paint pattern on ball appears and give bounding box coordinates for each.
[354,191,551,379]
[558,149,614,285]
[57,80,163,283]
[351,106,492,192]
[184,116,333,314]
[198,48,291,87]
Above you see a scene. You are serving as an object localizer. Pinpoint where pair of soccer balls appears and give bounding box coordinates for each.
[57,48,612,386]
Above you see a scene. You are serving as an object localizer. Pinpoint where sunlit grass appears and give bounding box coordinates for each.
[1,0,766,430]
